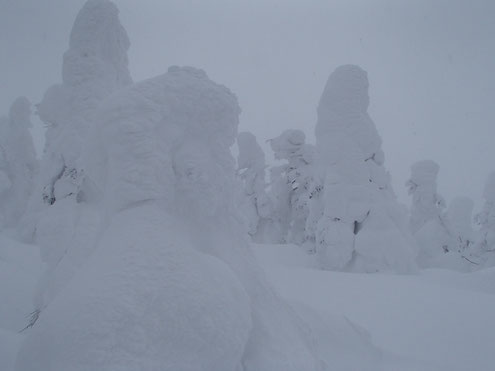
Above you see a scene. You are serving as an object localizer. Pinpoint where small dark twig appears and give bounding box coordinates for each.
[19,308,41,333]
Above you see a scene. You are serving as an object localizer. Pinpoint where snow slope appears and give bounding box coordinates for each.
[253,244,495,371]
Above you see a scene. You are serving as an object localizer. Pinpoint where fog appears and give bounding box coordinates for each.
[1,0,494,206]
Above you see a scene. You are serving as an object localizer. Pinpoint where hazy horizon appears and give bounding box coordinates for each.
[2,0,494,208]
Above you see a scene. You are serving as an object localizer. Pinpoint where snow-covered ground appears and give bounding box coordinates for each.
[2,238,495,370]
[253,244,495,371]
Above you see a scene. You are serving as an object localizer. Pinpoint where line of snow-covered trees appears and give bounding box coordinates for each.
[1,0,495,301]
[234,65,495,273]
[1,0,495,368]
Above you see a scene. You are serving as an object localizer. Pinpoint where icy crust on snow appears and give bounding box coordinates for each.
[0,98,38,227]
[17,66,323,371]
[314,65,415,273]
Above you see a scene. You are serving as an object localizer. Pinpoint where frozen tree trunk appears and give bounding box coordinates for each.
[0,97,38,228]
[313,65,416,273]
[16,66,323,371]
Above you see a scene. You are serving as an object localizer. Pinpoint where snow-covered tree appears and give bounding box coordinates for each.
[32,0,132,210]
[445,196,475,255]
[406,160,446,234]
[17,59,324,370]
[473,171,495,267]
[268,129,316,245]
[406,160,453,267]
[23,0,132,312]
[0,97,38,228]
[313,65,415,273]
[236,131,275,242]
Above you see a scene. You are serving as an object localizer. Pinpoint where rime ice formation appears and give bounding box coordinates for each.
[237,131,274,242]
[406,160,452,267]
[16,66,324,371]
[313,65,415,273]
[34,0,131,210]
[406,160,445,234]
[0,97,38,228]
[268,129,316,245]
[473,172,495,267]
[22,0,132,311]
[446,196,475,253]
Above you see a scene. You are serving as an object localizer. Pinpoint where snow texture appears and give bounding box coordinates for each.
[313,65,416,273]
[17,65,323,371]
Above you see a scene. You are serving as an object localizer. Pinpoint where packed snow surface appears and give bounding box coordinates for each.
[3,240,495,370]
[253,244,495,371]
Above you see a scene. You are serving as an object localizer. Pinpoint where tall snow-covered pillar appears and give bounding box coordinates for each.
[34,0,132,210]
[25,0,133,310]
[314,65,415,273]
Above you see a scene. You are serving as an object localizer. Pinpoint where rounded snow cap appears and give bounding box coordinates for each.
[9,96,31,127]
[90,65,241,212]
[269,129,306,159]
[483,171,495,202]
[318,64,369,118]
[237,131,265,170]
[410,160,440,185]
[63,0,131,86]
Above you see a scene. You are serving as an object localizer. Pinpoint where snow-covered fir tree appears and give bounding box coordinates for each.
[406,160,454,267]
[473,171,495,267]
[313,64,415,273]
[23,0,132,312]
[406,160,446,233]
[236,131,275,242]
[0,97,38,228]
[268,129,316,245]
[445,196,475,255]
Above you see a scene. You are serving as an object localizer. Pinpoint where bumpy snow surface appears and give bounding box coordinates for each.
[15,66,324,371]
[253,244,495,371]
[4,239,495,371]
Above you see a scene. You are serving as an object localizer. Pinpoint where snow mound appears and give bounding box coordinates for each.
[16,207,252,371]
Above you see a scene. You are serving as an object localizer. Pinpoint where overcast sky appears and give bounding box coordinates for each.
[1,0,494,207]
